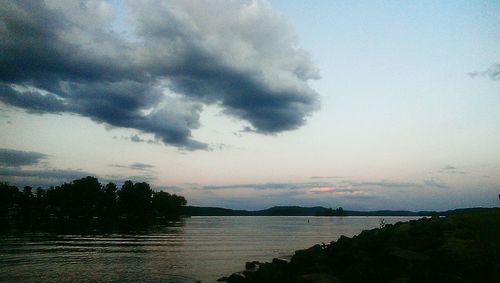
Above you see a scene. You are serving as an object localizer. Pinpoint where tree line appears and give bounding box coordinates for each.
[0,176,187,226]
[315,207,346,216]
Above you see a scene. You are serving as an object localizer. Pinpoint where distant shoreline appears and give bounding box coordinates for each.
[182,205,493,217]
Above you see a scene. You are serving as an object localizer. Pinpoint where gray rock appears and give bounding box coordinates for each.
[226,272,246,283]
[245,261,260,271]
[272,257,289,265]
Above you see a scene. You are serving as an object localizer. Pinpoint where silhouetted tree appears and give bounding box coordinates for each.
[117,181,153,218]
[318,207,346,216]
[19,186,34,220]
[103,182,118,217]
[23,186,33,197]
[334,207,346,216]
[0,182,21,218]
[54,176,103,218]
[152,191,187,217]
[0,177,187,231]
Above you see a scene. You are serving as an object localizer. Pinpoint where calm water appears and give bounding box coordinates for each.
[0,216,418,282]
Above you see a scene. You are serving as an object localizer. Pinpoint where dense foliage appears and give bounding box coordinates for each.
[0,176,187,230]
[315,207,346,216]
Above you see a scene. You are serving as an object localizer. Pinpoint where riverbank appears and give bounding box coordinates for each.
[220,208,500,283]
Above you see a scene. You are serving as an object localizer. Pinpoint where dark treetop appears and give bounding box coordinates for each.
[0,176,186,233]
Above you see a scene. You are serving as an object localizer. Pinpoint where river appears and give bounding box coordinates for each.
[0,216,418,282]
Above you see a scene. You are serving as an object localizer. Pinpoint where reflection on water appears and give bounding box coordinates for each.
[0,216,418,282]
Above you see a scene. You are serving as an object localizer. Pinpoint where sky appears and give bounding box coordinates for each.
[0,0,499,211]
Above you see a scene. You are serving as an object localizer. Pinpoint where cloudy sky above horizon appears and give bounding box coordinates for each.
[1,0,499,211]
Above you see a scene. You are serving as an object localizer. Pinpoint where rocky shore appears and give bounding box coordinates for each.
[218,208,500,283]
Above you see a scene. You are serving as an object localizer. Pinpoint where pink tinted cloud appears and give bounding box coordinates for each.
[310,186,336,193]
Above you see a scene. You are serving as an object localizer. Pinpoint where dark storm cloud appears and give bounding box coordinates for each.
[0,168,159,188]
[0,0,320,149]
[129,134,156,144]
[130,135,145,143]
[468,63,500,81]
[0,148,96,186]
[0,148,49,167]
[0,85,68,114]
[0,167,93,180]
[119,135,159,144]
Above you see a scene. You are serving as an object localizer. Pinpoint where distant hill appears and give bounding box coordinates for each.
[253,206,331,216]
[182,206,331,216]
[182,205,495,217]
[344,210,421,216]
[183,205,422,216]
